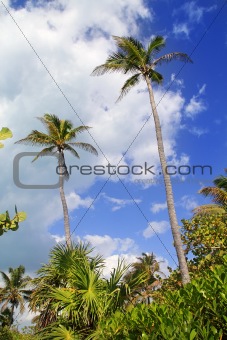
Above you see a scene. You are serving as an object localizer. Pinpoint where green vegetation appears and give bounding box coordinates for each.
[0,207,26,236]
[91,261,226,339]
[0,266,31,326]
[0,127,26,235]
[0,127,12,149]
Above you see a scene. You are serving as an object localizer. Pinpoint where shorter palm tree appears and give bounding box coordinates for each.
[193,170,227,216]
[0,265,31,325]
[16,114,98,248]
[123,252,164,304]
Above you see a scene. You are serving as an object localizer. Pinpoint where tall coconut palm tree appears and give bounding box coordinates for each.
[0,265,31,325]
[92,36,192,284]
[16,114,98,248]
[193,171,227,216]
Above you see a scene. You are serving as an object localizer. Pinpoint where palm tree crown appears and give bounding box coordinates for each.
[16,113,98,172]
[92,35,192,101]
[193,170,227,216]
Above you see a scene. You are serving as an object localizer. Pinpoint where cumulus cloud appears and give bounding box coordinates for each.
[173,23,190,38]
[150,202,167,214]
[83,234,137,258]
[173,3,216,38]
[178,195,198,211]
[183,2,217,23]
[143,220,169,239]
[188,126,208,137]
[102,193,141,211]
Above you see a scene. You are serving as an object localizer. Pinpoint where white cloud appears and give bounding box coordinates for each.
[170,73,184,87]
[173,23,190,38]
[103,253,138,278]
[173,3,216,39]
[185,97,206,118]
[83,234,137,258]
[150,202,167,214]
[102,193,141,211]
[185,84,207,118]
[183,2,217,23]
[178,195,198,211]
[198,84,206,95]
[189,126,208,137]
[143,220,169,239]
[51,234,65,243]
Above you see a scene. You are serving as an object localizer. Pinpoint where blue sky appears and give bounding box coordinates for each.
[0,0,226,315]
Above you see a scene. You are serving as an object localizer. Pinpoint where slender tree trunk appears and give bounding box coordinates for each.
[10,304,14,325]
[58,151,72,249]
[145,76,190,285]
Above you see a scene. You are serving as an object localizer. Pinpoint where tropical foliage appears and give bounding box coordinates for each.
[92,35,192,285]
[91,258,227,339]
[0,207,26,236]
[29,243,145,339]
[193,170,227,215]
[0,127,12,149]
[16,114,98,248]
[123,252,164,304]
[181,213,227,271]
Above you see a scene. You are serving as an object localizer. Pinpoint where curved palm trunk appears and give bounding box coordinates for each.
[59,152,72,249]
[145,76,190,285]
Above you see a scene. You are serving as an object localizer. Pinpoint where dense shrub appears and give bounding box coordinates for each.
[90,258,227,339]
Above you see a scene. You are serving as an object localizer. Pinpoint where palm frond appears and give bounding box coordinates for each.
[199,187,227,206]
[43,113,61,131]
[32,146,57,162]
[0,271,10,287]
[15,130,54,146]
[117,73,141,102]
[62,144,80,159]
[113,36,145,64]
[146,36,165,62]
[60,119,73,138]
[193,204,226,216]
[153,52,192,66]
[37,115,60,139]
[213,175,227,191]
[91,52,128,76]
[107,258,130,293]
[65,126,91,142]
[68,142,98,156]
[148,69,163,84]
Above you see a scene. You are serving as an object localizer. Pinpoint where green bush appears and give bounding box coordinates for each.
[90,258,227,339]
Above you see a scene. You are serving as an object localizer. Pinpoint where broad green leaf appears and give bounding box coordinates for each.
[0,127,13,140]
[190,329,197,340]
[14,211,27,222]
